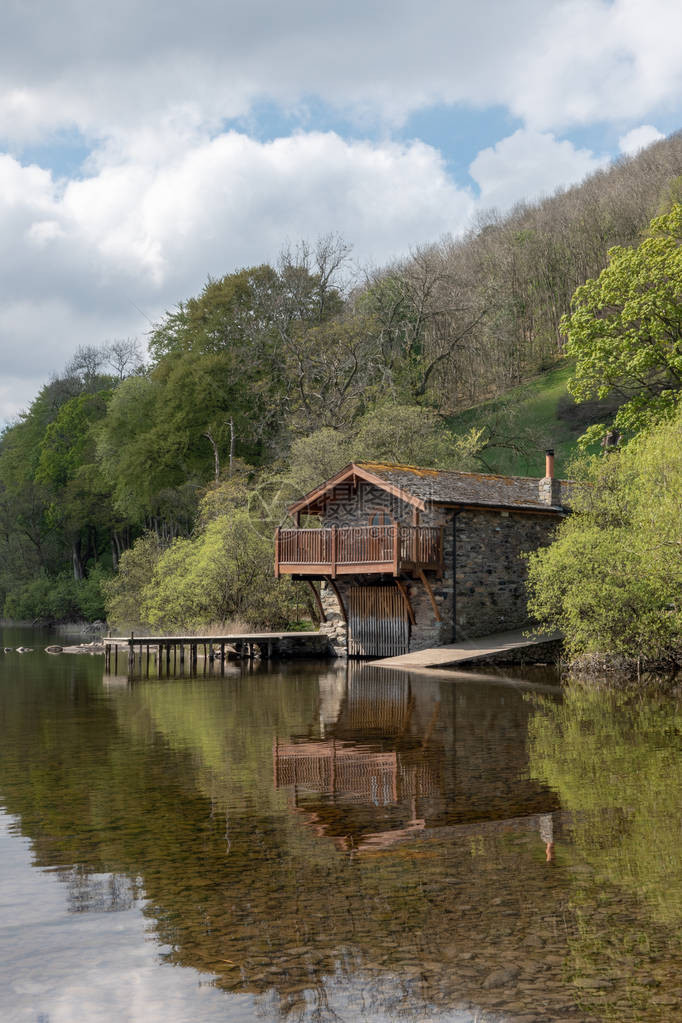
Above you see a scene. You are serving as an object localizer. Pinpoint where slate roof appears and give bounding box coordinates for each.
[359,463,570,511]
[289,462,572,515]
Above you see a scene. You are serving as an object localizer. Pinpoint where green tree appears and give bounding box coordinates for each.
[564,203,682,441]
[526,411,682,666]
[103,532,162,628]
[105,479,303,631]
[0,370,120,613]
[95,374,197,535]
[283,428,353,497]
[36,390,115,579]
[140,512,300,631]
[352,404,483,469]
[279,406,484,508]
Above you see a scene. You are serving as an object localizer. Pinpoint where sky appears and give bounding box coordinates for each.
[1,0,681,423]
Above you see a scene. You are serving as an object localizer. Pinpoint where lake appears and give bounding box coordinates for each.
[1,625,681,1022]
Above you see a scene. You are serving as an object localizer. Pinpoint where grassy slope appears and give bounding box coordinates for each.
[448,359,616,479]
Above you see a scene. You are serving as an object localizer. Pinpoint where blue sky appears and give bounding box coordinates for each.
[0,0,681,422]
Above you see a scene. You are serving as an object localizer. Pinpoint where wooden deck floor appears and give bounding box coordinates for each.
[104,632,326,645]
[373,628,562,670]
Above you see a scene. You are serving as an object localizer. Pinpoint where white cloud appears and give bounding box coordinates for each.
[0,0,679,421]
[469,129,610,210]
[0,130,478,419]
[508,1,682,130]
[618,124,665,156]
[0,0,681,142]
[0,121,618,422]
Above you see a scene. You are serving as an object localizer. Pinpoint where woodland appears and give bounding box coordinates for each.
[1,130,681,656]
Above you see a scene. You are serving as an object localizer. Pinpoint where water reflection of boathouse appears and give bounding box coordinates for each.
[274,741,439,807]
[274,669,441,846]
[274,666,560,850]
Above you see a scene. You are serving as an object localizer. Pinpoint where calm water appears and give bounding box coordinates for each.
[1,627,681,1023]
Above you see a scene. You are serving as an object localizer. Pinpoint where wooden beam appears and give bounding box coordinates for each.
[417,568,441,622]
[435,501,566,517]
[304,579,326,622]
[281,561,396,576]
[324,575,347,624]
[394,578,416,625]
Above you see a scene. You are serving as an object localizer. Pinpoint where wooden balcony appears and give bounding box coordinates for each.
[275,524,443,578]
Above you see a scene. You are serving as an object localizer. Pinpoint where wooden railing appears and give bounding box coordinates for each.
[275,524,443,577]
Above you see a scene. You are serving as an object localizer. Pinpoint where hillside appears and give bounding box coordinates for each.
[449,360,620,478]
[2,132,682,623]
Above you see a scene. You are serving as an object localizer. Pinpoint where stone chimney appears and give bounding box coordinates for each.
[539,448,562,506]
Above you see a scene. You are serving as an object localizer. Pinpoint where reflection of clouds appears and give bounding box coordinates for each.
[0,808,511,1023]
[291,970,478,1023]
[0,814,247,1023]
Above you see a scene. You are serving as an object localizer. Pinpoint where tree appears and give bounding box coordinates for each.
[564,203,682,441]
[282,428,353,498]
[140,511,301,631]
[105,338,145,379]
[95,374,197,535]
[526,411,682,667]
[102,532,162,628]
[279,313,381,430]
[104,480,303,631]
[361,245,486,407]
[279,406,484,506]
[351,404,483,470]
[36,390,114,579]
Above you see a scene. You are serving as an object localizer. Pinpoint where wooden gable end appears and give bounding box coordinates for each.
[322,479,418,527]
[288,463,425,520]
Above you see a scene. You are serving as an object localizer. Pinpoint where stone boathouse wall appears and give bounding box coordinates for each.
[453,508,557,642]
[316,480,559,657]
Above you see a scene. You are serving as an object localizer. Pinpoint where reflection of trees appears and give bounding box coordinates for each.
[4,660,657,1021]
[528,686,682,1019]
[529,686,682,925]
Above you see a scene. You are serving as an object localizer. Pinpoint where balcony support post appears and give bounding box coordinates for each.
[418,568,441,622]
[393,525,400,575]
[331,525,338,578]
[304,579,326,623]
[394,578,416,625]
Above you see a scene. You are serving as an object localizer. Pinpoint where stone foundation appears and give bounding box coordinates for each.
[319,583,348,658]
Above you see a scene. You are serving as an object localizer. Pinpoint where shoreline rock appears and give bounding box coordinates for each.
[44,642,105,655]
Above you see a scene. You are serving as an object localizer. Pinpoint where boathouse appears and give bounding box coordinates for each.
[274,452,571,658]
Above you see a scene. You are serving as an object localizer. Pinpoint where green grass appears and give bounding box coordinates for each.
[448,359,617,478]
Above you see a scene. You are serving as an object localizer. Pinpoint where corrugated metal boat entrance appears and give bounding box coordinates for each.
[348,585,409,658]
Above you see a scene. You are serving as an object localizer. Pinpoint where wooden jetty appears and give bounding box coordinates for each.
[104,631,330,677]
[373,628,562,672]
